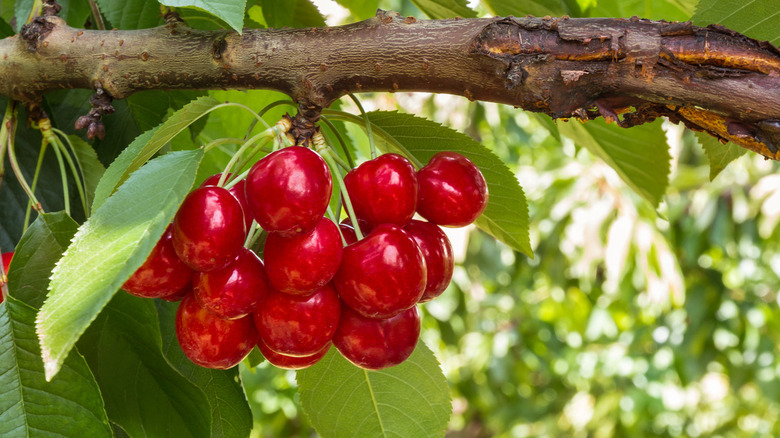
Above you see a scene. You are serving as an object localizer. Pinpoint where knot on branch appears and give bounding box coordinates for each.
[19,0,62,52]
[290,103,322,147]
[74,87,114,140]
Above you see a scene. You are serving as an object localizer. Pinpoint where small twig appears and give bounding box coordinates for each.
[88,0,105,30]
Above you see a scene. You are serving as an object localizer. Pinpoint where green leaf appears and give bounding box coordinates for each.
[38,149,203,381]
[92,95,220,211]
[260,0,326,28]
[410,0,476,18]
[160,0,247,33]
[297,341,451,438]
[7,212,79,309]
[697,132,747,181]
[558,118,670,207]
[334,0,380,20]
[589,0,695,21]
[78,293,212,438]
[482,0,564,17]
[0,296,112,438]
[692,0,780,46]
[69,135,106,216]
[95,0,162,29]
[126,90,208,134]
[156,300,254,438]
[328,110,532,257]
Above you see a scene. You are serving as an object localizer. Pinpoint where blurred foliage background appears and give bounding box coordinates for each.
[239,1,780,437]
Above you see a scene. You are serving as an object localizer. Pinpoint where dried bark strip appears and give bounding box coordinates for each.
[1,11,780,158]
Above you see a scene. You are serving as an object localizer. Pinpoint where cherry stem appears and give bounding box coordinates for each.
[48,127,89,217]
[320,109,424,169]
[313,132,364,241]
[48,135,70,216]
[218,128,274,187]
[348,94,377,160]
[327,206,347,246]
[4,102,44,230]
[23,140,47,231]
[88,0,106,30]
[201,137,244,154]
[244,224,264,250]
[240,100,297,143]
[319,115,355,169]
[222,167,250,190]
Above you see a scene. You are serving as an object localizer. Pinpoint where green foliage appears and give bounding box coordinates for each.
[410,0,476,19]
[160,0,247,32]
[693,0,780,45]
[157,300,254,438]
[68,135,106,216]
[1,1,780,437]
[298,341,451,438]
[78,293,212,438]
[92,96,218,210]
[0,296,112,438]
[38,149,203,380]
[559,119,671,207]
[95,0,163,29]
[697,132,747,181]
[7,212,78,309]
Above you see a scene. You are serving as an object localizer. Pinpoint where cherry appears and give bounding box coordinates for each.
[123,225,194,298]
[343,153,417,229]
[245,146,332,237]
[264,217,343,295]
[201,173,253,234]
[333,223,426,319]
[175,293,258,369]
[333,304,420,370]
[258,338,331,370]
[1,251,12,304]
[160,284,192,302]
[416,152,488,227]
[172,186,246,272]
[253,283,341,357]
[338,218,370,245]
[403,220,454,303]
[193,247,270,319]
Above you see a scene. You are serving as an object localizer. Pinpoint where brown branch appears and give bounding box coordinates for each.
[1,11,780,158]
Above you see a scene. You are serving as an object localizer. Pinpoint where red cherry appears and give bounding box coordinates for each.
[254,283,341,357]
[201,173,253,234]
[264,217,343,295]
[343,153,418,229]
[193,248,270,319]
[160,284,192,302]
[175,294,258,369]
[1,251,12,304]
[416,152,488,227]
[333,304,420,370]
[245,146,332,237]
[123,225,194,298]
[338,219,370,245]
[333,224,426,319]
[403,220,454,303]
[258,338,331,370]
[172,186,246,272]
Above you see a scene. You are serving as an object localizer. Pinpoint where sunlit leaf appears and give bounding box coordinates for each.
[160,0,246,33]
[697,132,747,181]
[38,149,203,380]
[693,0,780,45]
[410,0,476,19]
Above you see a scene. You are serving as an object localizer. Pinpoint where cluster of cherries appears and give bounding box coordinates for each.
[123,137,488,371]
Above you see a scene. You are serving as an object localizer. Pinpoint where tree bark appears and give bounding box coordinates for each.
[2,10,780,158]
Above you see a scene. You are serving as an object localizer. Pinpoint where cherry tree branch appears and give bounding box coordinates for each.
[1,10,779,157]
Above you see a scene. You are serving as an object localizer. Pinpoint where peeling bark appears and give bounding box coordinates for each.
[1,11,780,158]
